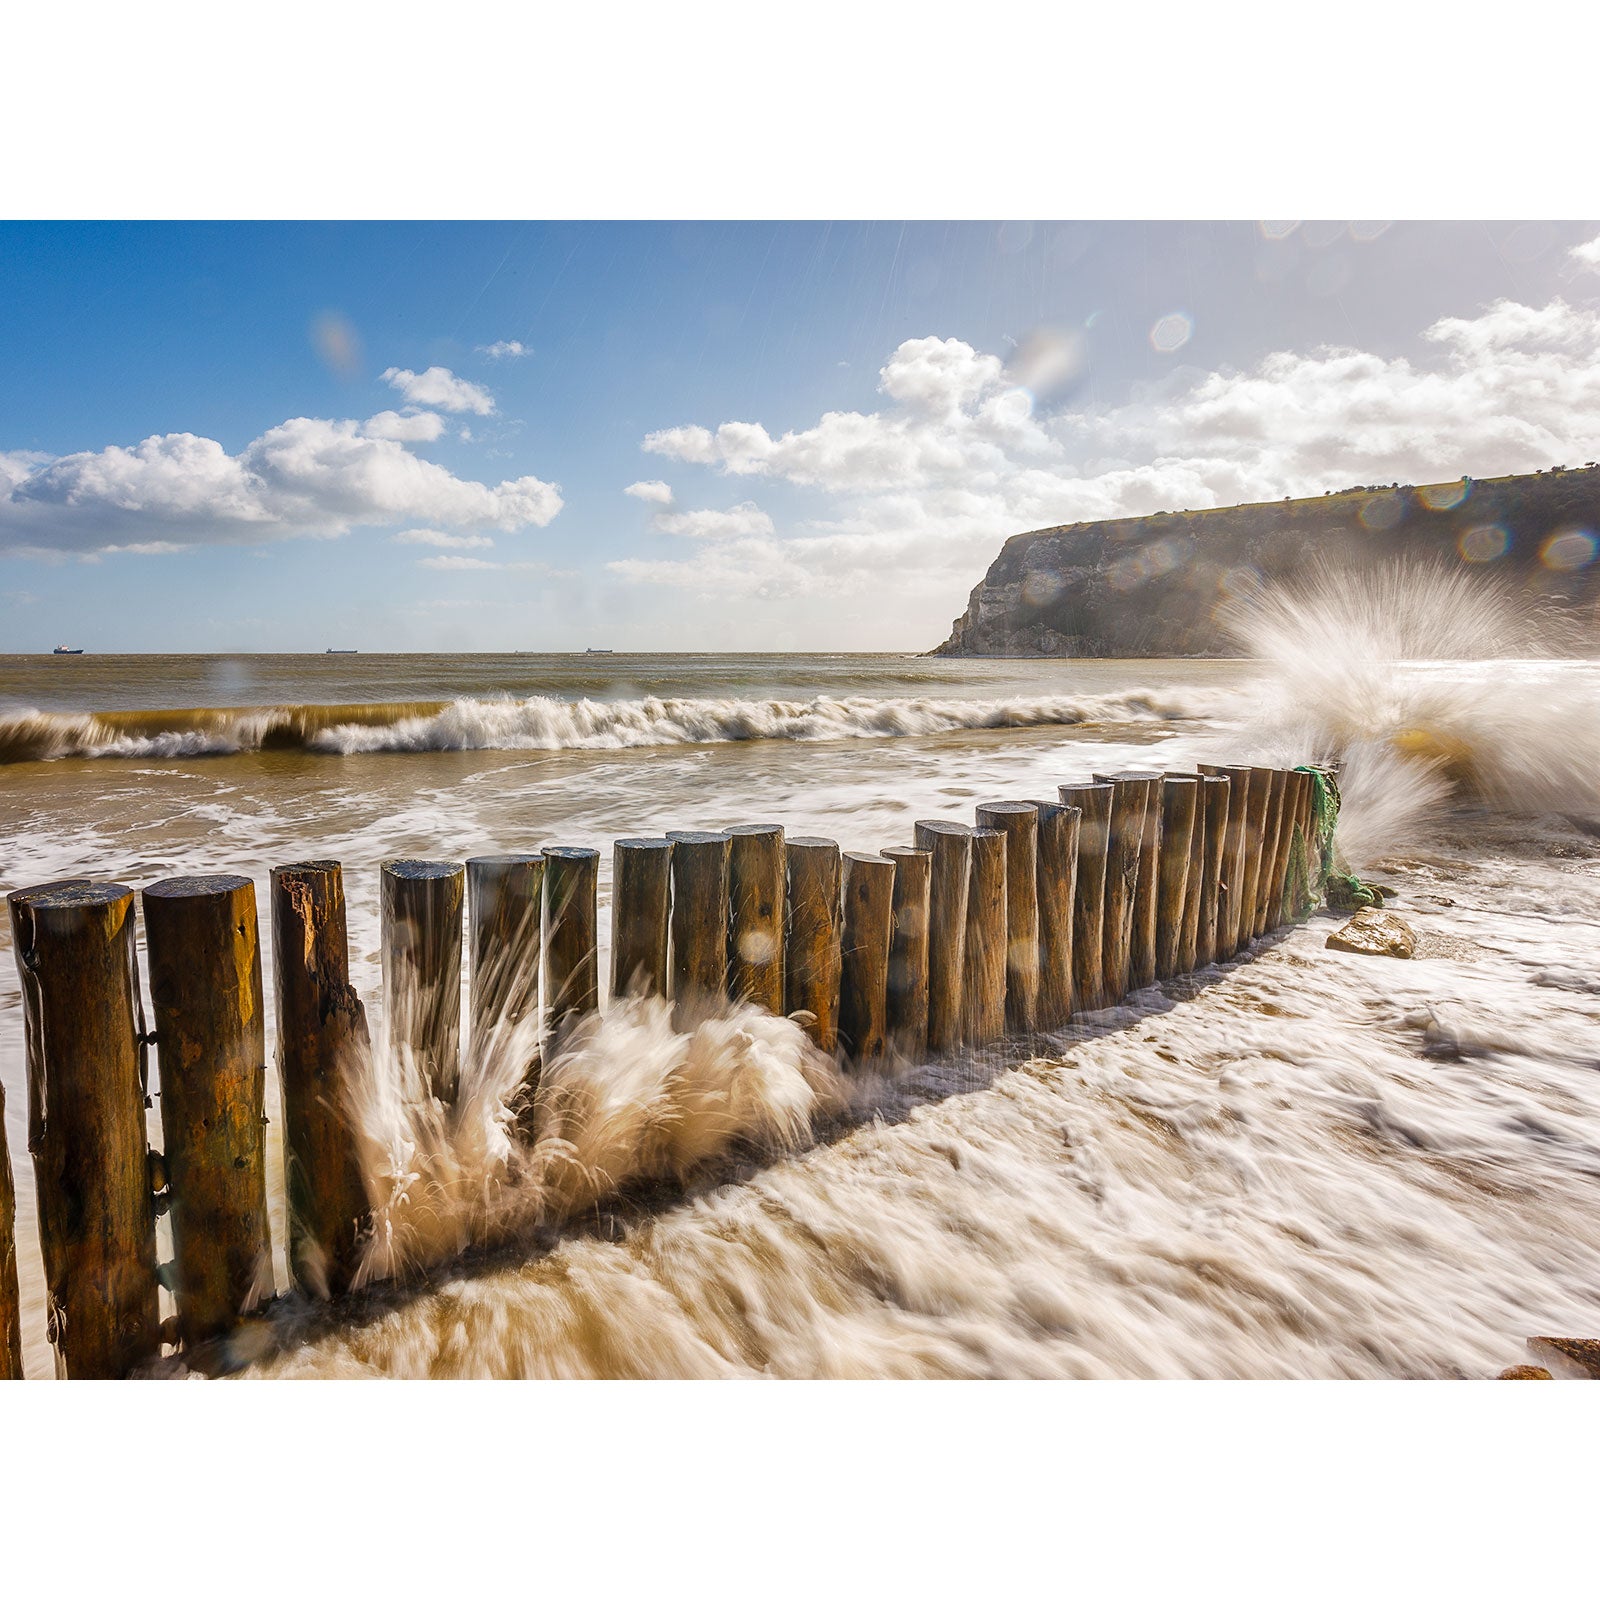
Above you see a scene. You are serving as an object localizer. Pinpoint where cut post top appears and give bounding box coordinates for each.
[613,837,672,852]
[787,835,841,851]
[6,877,91,909]
[382,858,463,880]
[724,823,784,839]
[466,852,545,867]
[542,845,600,861]
[664,831,727,846]
[142,873,254,901]
[7,880,132,912]
[911,820,971,838]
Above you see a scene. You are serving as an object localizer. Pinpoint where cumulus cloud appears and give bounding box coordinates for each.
[1570,233,1600,271]
[1,416,562,556]
[651,502,774,539]
[417,554,500,570]
[618,300,1600,613]
[362,409,447,442]
[477,340,530,359]
[624,479,675,504]
[393,528,495,549]
[381,365,496,415]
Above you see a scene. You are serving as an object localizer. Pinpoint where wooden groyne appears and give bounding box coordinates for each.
[2,762,1327,1377]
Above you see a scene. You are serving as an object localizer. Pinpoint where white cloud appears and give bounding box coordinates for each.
[418,554,500,570]
[1570,233,1600,271]
[393,528,495,550]
[651,502,775,539]
[477,340,530,360]
[618,300,1600,621]
[381,365,496,415]
[624,479,675,504]
[1,416,562,556]
[362,409,446,442]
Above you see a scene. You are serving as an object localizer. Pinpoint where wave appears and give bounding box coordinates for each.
[0,687,1208,764]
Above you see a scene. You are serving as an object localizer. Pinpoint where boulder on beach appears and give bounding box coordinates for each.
[1326,908,1418,959]
[1497,1364,1553,1379]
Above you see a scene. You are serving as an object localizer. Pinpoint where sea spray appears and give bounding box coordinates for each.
[346,973,846,1285]
[1220,560,1600,870]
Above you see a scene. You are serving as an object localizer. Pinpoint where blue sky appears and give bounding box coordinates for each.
[3,219,1599,654]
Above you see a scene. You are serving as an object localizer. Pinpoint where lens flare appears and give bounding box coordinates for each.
[1542,528,1597,571]
[1258,221,1300,241]
[1418,479,1471,512]
[1149,312,1192,353]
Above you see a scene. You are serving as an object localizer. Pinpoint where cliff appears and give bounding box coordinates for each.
[932,467,1600,656]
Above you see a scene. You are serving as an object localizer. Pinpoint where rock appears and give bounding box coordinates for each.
[1527,1337,1600,1378]
[1326,909,1417,959]
[1498,1364,1553,1379]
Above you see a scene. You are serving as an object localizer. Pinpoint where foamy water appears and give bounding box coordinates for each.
[2,593,1598,1378]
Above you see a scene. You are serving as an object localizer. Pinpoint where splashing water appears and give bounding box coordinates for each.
[1223,559,1600,871]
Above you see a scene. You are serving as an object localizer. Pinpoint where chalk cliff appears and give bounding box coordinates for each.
[932,468,1600,656]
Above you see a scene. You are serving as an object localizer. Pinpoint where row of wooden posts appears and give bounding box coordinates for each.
[0,762,1322,1379]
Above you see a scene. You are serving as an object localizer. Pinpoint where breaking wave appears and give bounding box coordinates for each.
[0,687,1211,764]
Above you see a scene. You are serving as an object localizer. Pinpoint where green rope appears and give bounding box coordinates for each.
[1295,764,1382,914]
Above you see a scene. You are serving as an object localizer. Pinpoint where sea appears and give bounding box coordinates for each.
[3,585,1599,1378]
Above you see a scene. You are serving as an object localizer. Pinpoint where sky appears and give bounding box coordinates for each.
[3,218,1600,655]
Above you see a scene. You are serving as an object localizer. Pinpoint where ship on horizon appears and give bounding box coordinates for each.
[51,645,83,655]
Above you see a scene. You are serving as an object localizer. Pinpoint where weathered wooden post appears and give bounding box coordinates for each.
[8,881,160,1377]
[1264,770,1301,929]
[1059,782,1112,1012]
[838,852,895,1068]
[975,801,1040,1033]
[1,1081,23,1379]
[785,837,842,1052]
[380,859,464,1104]
[1092,771,1155,1002]
[1252,769,1289,939]
[610,838,671,1000]
[467,854,544,1053]
[725,823,785,1012]
[1030,799,1079,1027]
[963,827,1007,1045]
[1196,774,1231,967]
[913,820,971,1053]
[142,874,272,1350]
[1236,768,1274,950]
[1176,780,1205,975]
[667,830,731,1028]
[1154,777,1199,981]
[542,846,600,1042]
[1130,772,1165,990]
[271,860,370,1299]
[1198,764,1252,957]
[882,846,931,1060]
[1281,769,1314,921]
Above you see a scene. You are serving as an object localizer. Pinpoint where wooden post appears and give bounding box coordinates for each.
[975,801,1040,1033]
[542,847,600,1042]
[1130,772,1165,991]
[667,830,731,1029]
[1252,769,1289,938]
[1176,780,1205,976]
[1058,782,1112,1012]
[142,874,271,1351]
[785,837,842,1052]
[1154,778,1199,981]
[1263,770,1301,930]
[1,1080,23,1379]
[725,823,785,1012]
[1196,775,1231,967]
[8,882,159,1377]
[1092,772,1155,1002]
[882,846,931,1060]
[270,861,371,1299]
[380,859,464,1105]
[1198,764,1252,957]
[1030,800,1080,1027]
[466,854,544,1055]
[1236,768,1274,951]
[1282,770,1314,921]
[838,852,894,1068]
[610,838,671,1000]
[963,827,1007,1045]
[912,821,970,1053]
